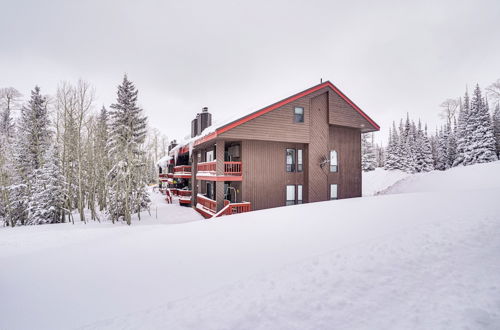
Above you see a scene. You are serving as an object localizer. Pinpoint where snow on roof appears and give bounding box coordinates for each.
[157,155,172,168]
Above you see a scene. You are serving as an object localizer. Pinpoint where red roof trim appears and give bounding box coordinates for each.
[190,81,379,147]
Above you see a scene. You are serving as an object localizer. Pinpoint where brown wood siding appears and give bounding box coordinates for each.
[219,98,311,143]
[328,90,373,129]
[241,140,305,211]
[307,92,330,203]
[328,126,362,198]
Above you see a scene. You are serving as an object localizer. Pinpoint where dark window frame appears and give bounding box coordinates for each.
[286,148,296,172]
[330,150,338,172]
[286,184,296,206]
[330,184,338,200]
[294,106,304,123]
[297,149,303,172]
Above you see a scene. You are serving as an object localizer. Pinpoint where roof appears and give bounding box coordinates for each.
[172,81,379,155]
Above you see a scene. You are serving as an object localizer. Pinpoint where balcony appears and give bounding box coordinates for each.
[196,194,217,216]
[173,165,192,179]
[196,161,242,181]
[178,189,192,205]
[214,201,252,217]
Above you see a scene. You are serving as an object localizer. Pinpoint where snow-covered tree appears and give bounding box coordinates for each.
[493,103,500,157]
[27,145,66,224]
[414,121,434,172]
[374,143,385,168]
[108,75,150,225]
[384,122,400,170]
[463,85,497,165]
[95,106,111,211]
[453,94,469,167]
[361,133,377,171]
[9,86,51,225]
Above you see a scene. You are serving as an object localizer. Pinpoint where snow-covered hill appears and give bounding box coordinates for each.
[1,162,500,330]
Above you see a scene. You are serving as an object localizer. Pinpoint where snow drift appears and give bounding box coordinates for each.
[1,162,500,330]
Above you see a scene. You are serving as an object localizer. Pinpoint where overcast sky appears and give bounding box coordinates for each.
[1,0,499,144]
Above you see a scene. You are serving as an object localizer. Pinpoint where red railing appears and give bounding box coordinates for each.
[197,194,217,213]
[178,190,191,197]
[167,173,174,178]
[197,161,216,172]
[214,202,251,217]
[174,165,191,173]
[197,161,242,176]
[224,162,242,175]
[159,173,168,178]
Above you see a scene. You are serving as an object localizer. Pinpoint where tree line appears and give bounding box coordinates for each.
[362,80,500,172]
[0,75,168,226]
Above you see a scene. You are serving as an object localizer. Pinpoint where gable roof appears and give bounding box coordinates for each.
[193,81,379,146]
[171,81,379,155]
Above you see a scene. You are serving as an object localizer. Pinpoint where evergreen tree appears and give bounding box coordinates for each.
[422,124,434,171]
[361,133,377,171]
[435,127,447,171]
[493,103,500,157]
[384,122,400,170]
[464,85,497,164]
[108,75,150,225]
[414,121,434,172]
[28,146,66,224]
[444,122,457,168]
[8,87,51,225]
[454,94,469,166]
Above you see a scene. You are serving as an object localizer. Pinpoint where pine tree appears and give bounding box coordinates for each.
[454,94,469,166]
[384,122,400,170]
[435,127,447,171]
[361,133,377,171]
[9,87,52,225]
[108,75,150,225]
[493,103,500,157]
[422,124,434,171]
[445,121,457,168]
[28,146,67,224]
[465,85,497,164]
[414,121,434,172]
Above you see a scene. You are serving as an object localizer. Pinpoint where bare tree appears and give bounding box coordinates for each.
[486,79,500,106]
[439,98,460,127]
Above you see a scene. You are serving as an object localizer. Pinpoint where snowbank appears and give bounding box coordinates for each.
[1,162,500,330]
[362,168,410,196]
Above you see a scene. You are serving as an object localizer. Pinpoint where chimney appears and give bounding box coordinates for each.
[168,140,178,152]
[191,118,198,138]
[197,107,212,135]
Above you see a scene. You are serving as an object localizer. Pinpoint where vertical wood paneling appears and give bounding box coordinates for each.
[242,140,305,211]
[328,126,362,198]
[307,92,329,203]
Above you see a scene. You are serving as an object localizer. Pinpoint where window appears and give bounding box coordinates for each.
[206,150,214,162]
[297,185,303,204]
[207,182,214,200]
[330,184,338,200]
[297,149,303,172]
[330,150,338,172]
[294,106,304,123]
[286,149,296,172]
[286,185,296,206]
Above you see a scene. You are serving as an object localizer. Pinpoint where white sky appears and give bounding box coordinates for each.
[1,0,499,145]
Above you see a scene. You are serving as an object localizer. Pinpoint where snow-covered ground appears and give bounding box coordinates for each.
[362,167,410,196]
[1,163,500,330]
